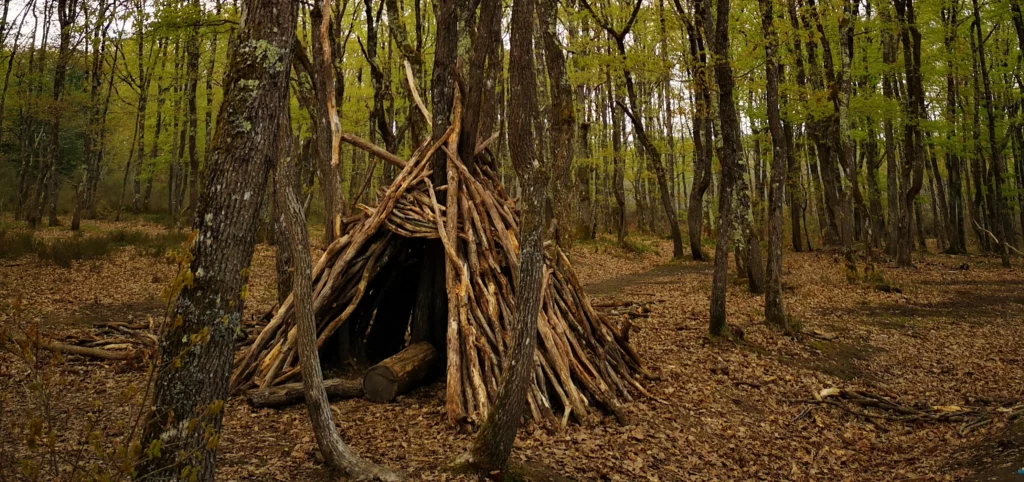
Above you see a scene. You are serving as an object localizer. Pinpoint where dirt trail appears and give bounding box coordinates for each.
[583,260,711,296]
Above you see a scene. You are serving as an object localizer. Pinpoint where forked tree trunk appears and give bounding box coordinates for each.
[135,0,297,478]
[894,0,925,267]
[682,6,711,260]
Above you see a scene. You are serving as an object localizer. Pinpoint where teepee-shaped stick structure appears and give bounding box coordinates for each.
[230,118,649,425]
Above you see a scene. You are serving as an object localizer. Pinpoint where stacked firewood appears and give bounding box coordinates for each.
[230,109,649,426]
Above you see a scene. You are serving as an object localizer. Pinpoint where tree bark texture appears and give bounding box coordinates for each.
[135,0,296,478]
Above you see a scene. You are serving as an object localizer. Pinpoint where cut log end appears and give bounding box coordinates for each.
[363,341,437,403]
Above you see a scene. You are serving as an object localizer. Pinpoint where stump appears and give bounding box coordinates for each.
[363,341,437,403]
[247,377,362,408]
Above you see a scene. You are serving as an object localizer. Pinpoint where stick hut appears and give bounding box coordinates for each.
[230,120,649,425]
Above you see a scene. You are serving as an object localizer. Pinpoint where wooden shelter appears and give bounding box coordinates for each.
[230,120,649,425]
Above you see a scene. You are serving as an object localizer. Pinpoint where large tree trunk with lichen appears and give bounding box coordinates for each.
[706,0,742,336]
[134,0,296,478]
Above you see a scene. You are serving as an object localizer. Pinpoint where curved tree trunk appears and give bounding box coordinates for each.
[275,112,401,481]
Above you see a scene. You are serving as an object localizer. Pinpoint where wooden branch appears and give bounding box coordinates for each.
[14,336,139,361]
[339,133,407,168]
[474,131,500,156]
[404,59,431,126]
[974,221,1024,256]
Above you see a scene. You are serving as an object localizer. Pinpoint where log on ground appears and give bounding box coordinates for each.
[247,377,362,408]
[363,341,438,403]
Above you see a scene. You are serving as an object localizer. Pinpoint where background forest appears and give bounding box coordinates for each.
[2,0,1024,478]
[2,0,1022,260]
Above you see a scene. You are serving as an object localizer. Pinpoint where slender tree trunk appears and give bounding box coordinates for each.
[133,15,150,215]
[760,0,789,331]
[684,11,712,261]
[469,0,546,469]
[204,0,222,162]
[608,70,627,246]
[145,39,169,215]
[894,0,925,267]
[539,0,576,251]
[43,0,75,228]
[970,0,1012,266]
[135,0,296,478]
[942,3,966,254]
[311,0,343,242]
[880,6,900,257]
[184,0,201,216]
[74,0,110,230]
[275,110,401,481]
[707,0,742,336]
[384,0,427,147]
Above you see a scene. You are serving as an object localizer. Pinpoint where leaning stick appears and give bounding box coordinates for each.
[340,133,407,168]
[404,59,432,126]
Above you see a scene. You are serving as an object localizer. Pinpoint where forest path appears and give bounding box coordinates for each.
[579,250,1024,481]
[583,258,711,297]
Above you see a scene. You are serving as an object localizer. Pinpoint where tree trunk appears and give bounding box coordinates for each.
[970,0,1012,266]
[135,0,297,477]
[274,111,401,480]
[74,0,111,231]
[539,0,576,251]
[469,0,546,469]
[184,2,201,216]
[760,0,790,332]
[42,0,74,228]
[942,4,966,254]
[609,71,627,246]
[678,8,713,260]
[894,0,925,267]
[880,6,900,257]
[311,0,343,242]
[707,0,742,336]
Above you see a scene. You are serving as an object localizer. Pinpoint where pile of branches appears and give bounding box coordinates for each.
[230,112,649,426]
[3,321,156,361]
[796,387,1024,435]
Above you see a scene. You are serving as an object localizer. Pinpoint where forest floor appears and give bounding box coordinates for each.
[2,218,1023,481]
